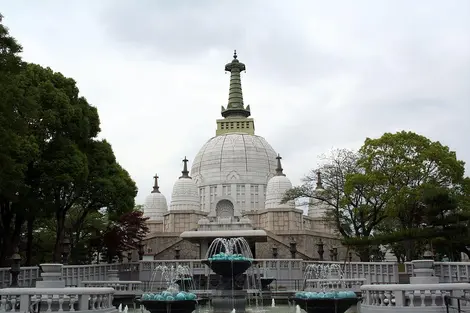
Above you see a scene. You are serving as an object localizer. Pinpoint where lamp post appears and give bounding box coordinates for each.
[138,242,145,260]
[10,253,21,287]
[332,247,338,261]
[289,239,297,259]
[62,238,71,265]
[272,246,278,259]
[317,240,324,261]
[175,247,181,260]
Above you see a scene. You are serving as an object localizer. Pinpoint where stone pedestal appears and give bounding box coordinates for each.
[107,269,120,281]
[212,289,247,313]
[36,263,65,288]
[410,259,439,284]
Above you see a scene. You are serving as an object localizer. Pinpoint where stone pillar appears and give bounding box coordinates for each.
[107,269,120,281]
[410,259,439,284]
[36,264,65,288]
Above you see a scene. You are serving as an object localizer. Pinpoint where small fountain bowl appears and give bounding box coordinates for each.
[139,299,198,313]
[202,259,255,277]
[293,292,360,313]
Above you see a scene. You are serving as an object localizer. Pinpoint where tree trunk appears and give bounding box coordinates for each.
[357,247,371,262]
[0,200,13,266]
[25,217,34,265]
[53,211,66,262]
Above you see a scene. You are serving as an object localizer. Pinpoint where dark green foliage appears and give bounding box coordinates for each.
[0,15,143,265]
[285,131,469,262]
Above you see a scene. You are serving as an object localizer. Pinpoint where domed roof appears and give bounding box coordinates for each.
[191,133,278,186]
[265,155,295,209]
[143,174,168,220]
[169,158,200,211]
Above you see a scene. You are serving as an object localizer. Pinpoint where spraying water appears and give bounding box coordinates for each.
[206,237,254,260]
[271,298,275,307]
[295,304,301,313]
[118,303,122,312]
[141,264,197,301]
[123,305,128,313]
[303,263,344,292]
[149,264,195,293]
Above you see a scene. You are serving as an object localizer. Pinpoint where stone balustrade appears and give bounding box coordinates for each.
[304,278,366,293]
[80,281,142,296]
[0,287,116,313]
[361,282,470,312]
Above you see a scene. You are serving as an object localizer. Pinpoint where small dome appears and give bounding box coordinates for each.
[169,158,200,211]
[143,174,168,220]
[265,155,295,210]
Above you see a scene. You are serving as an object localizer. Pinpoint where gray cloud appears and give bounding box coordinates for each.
[1,0,469,203]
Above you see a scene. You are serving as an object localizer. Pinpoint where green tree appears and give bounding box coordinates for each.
[0,14,41,264]
[283,149,390,261]
[0,15,138,265]
[348,131,468,261]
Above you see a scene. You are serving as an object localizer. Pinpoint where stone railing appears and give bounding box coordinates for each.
[405,261,470,283]
[81,281,142,296]
[0,287,116,313]
[304,278,366,293]
[303,260,399,284]
[361,283,470,312]
[7,259,470,289]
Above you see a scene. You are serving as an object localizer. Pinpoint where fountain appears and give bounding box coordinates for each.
[139,265,198,313]
[202,237,256,313]
[293,263,360,313]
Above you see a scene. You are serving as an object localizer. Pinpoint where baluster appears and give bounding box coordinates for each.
[70,295,77,311]
[384,290,391,306]
[430,290,437,306]
[46,295,53,312]
[1,295,6,311]
[10,296,16,312]
[409,291,415,307]
[102,295,108,308]
[420,290,426,307]
[91,295,97,310]
[97,295,102,309]
[58,294,64,312]
[379,291,385,306]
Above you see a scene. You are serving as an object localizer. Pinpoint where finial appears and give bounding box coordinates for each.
[315,170,324,190]
[221,50,250,118]
[180,157,190,179]
[275,154,286,176]
[152,173,160,193]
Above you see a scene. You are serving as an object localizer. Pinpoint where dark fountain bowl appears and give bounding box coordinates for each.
[293,297,360,313]
[137,299,198,313]
[202,259,255,277]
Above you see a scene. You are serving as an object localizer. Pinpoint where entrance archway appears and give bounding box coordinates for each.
[215,199,234,217]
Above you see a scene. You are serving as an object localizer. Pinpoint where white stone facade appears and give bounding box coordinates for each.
[143,192,168,220]
[190,133,278,216]
[265,175,295,209]
[169,177,200,211]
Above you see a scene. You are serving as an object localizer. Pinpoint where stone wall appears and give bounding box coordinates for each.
[154,239,200,260]
[146,220,163,233]
[163,210,207,233]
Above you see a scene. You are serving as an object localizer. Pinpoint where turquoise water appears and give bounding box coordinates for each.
[130,303,359,313]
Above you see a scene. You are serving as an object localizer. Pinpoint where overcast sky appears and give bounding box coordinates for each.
[2,0,469,204]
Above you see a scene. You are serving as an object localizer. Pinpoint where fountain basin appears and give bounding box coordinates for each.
[139,299,198,313]
[202,259,254,277]
[293,297,360,313]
